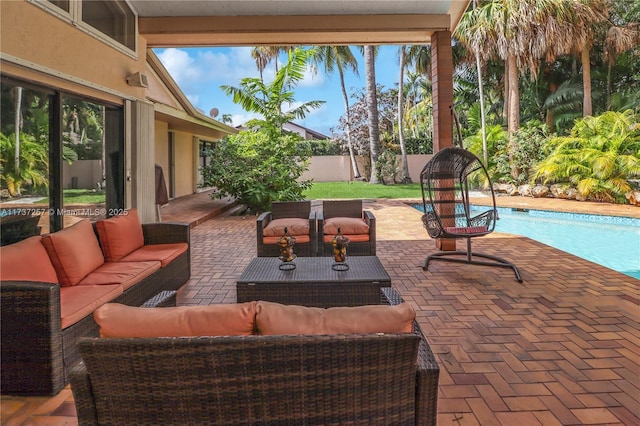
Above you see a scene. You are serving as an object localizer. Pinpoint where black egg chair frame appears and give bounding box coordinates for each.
[420,146,522,283]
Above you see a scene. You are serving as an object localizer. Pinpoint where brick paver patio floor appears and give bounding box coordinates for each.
[2,195,638,425]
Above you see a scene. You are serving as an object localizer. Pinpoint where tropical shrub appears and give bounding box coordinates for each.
[298,139,344,156]
[200,124,312,213]
[0,132,49,196]
[533,110,640,203]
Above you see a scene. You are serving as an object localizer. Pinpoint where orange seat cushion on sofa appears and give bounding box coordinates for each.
[0,236,59,283]
[95,209,144,261]
[263,218,310,237]
[255,301,415,335]
[323,217,369,235]
[94,302,257,338]
[263,235,311,245]
[41,219,105,287]
[60,284,123,329]
[322,234,370,243]
[120,243,188,267]
[78,261,161,290]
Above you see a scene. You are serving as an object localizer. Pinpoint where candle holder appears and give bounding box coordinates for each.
[277,227,296,270]
[330,227,350,271]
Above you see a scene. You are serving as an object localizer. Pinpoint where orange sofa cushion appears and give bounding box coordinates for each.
[41,219,105,287]
[120,243,188,267]
[60,284,122,329]
[94,302,257,338]
[95,209,144,261]
[255,301,415,335]
[78,261,161,290]
[263,218,310,237]
[0,236,59,283]
[323,217,369,235]
[323,234,370,243]
[263,235,311,245]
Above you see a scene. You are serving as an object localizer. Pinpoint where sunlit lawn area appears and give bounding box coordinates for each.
[38,189,106,205]
[303,181,423,200]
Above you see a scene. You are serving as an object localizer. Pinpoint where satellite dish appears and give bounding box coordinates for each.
[209,108,219,118]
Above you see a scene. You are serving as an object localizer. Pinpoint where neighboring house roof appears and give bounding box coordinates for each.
[282,122,330,140]
[236,121,329,140]
[146,49,237,139]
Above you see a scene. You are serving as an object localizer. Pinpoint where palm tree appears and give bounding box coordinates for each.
[397,45,411,183]
[13,86,22,193]
[251,47,270,81]
[312,46,361,178]
[363,45,380,184]
[456,0,600,179]
[221,47,325,129]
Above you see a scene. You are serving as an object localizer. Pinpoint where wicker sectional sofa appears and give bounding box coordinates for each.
[71,287,440,425]
[0,210,190,396]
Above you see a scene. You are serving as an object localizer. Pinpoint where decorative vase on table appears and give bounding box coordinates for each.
[277,227,296,270]
[330,227,350,271]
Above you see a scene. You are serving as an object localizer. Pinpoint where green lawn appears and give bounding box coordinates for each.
[303,181,423,200]
[39,189,106,205]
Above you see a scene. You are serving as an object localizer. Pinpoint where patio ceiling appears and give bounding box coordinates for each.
[130,0,471,46]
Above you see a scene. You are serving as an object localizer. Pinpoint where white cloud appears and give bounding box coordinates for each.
[300,64,325,87]
[156,48,203,85]
[231,112,261,127]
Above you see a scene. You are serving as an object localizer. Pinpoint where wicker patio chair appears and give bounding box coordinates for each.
[317,199,376,256]
[420,146,522,282]
[256,200,317,257]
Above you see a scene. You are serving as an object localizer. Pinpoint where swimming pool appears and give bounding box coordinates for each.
[412,204,640,280]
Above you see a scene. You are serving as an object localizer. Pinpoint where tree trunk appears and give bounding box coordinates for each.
[364,46,380,184]
[338,65,361,178]
[503,59,509,125]
[582,46,592,117]
[475,50,488,167]
[507,53,520,180]
[398,46,412,183]
[14,86,22,196]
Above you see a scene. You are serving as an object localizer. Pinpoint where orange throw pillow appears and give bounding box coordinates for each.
[95,209,144,261]
[41,219,105,287]
[263,218,310,237]
[323,217,369,235]
[0,236,58,283]
[255,301,415,335]
[94,302,257,337]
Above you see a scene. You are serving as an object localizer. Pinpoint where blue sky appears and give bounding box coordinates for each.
[154,46,403,136]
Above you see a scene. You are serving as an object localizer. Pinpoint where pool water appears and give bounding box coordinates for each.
[413,205,640,280]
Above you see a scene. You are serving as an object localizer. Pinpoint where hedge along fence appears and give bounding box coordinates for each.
[301,155,432,183]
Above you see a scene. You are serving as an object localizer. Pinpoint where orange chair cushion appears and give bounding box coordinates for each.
[120,243,188,267]
[323,234,370,243]
[255,301,415,335]
[263,235,311,245]
[263,218,310,237]
[95,209,144,261]
[60,284,123,329]
[78,261,161,290]
[445,226,488,234]
[0,236,59,283]
[41,219,105,287]
[323,217,369,235]
[94,302,257,338]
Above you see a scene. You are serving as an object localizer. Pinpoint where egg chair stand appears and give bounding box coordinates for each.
[420,146,522,283]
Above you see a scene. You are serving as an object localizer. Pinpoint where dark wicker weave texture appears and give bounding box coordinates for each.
[236,256,391,307]
[71,289,439,425]
[256,201,317,257]
[317,199,376,256]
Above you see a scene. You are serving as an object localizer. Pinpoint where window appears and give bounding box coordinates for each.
[82,0,135,51]
[47,0,69,13]
[34,0,136,53]
[0,77,125,235]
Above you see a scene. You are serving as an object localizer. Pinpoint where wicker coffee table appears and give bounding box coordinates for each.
[236,256,391,307]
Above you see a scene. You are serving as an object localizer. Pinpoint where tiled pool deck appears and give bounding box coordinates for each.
[2,193,639,425]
